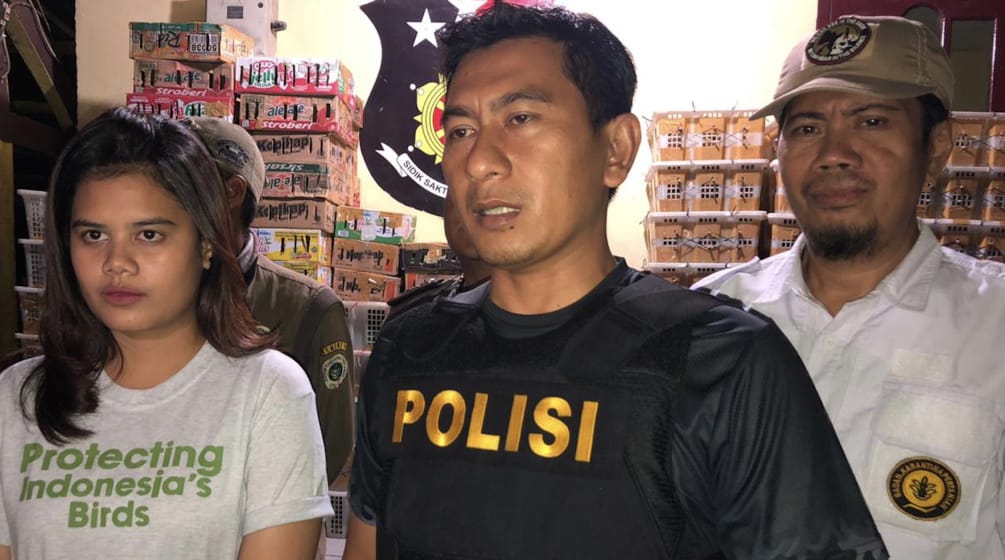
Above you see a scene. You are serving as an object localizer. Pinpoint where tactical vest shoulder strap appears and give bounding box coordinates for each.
[558,274,722,381]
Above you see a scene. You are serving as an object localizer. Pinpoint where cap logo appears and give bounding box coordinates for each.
[215,139,250,169]
[887,456,961,521]
[806,17,872,65]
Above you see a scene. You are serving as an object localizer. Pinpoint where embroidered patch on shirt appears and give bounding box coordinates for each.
[323,353,349,389]
[887,456,961,521]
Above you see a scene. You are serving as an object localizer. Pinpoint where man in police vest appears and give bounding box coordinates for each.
[188,118,355,488]
[694,15,1005,559]
[344,4,887,559]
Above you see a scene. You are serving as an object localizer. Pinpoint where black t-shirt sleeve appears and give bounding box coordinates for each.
[673,306,889,559]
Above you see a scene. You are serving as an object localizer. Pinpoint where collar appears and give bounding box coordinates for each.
[237,233,257,278]
[756,220,941,311]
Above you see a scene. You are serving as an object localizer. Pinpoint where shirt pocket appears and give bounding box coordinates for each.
[863,386,999,543]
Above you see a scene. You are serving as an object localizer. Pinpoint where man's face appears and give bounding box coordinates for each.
[440,37,616,273]
[778,90,948,260]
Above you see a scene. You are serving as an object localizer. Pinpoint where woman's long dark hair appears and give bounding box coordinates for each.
[22,107,273,445]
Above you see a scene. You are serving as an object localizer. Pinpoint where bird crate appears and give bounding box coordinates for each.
[725,160,769,212]
[646,163,689,212]
[941,167,984,219]
[725,110,767,160]
[15,286,44,335]
[690,162,726,212]
[947,112,990,166]
[768,212,801,256]
[17,190,47,240]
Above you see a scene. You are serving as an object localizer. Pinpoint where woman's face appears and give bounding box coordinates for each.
[69,172,208,344]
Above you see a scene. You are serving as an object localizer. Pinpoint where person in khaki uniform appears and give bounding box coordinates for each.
[188,117,355,486]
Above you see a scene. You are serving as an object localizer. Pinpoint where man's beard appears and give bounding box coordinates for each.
[803,222,879,260]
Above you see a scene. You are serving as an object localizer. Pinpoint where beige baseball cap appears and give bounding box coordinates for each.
[753,15,954,120]
[187,117,266,202]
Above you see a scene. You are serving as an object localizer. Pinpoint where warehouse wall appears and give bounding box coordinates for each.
[75,0,817,266]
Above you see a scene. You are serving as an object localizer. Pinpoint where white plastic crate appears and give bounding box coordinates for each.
[15,332,40,351]
[14,286,43,335]
[16,189,47,240]
[18,239,46,288]
[345,301,388,351]
[323,490,349,539]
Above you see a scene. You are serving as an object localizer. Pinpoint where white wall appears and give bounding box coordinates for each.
[77,0,818,267]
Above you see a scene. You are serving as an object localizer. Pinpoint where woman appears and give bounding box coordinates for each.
[0,108,332,559]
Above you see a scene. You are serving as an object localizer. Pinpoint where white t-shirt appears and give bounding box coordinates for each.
[0,342,333,559]
[694,223,1005,560]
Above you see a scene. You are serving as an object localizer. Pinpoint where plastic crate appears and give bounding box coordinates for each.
[345,301,388,351]
[15,333,40,351]
[16,190,47,240]
[323,489,349,539]
[18,239,46,288]
[15,286,43,335]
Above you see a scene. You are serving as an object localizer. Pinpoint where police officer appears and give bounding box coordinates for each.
[695,16,1005,559]
[343,4,887,559]
[188,118,354,487]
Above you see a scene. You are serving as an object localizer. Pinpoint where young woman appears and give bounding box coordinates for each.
[0,108,332,559]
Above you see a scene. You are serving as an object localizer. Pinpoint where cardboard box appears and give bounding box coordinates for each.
[254,133,357,174]
[720,211,766,263]
[335,207,416,245]
[646,212,727,264]
[236,57,355,107]
[646,164,688,212]
[404,271,461,291]
[238,93,357,146]
[768,212,800,256]
[648,112,688,162]
[947,112,990,166]
[689,161,726,212]
[941,167,983,219]
[931,218,982,255]
[918,173,943,218]
[688,112,727,161]
[262,162,357,205]
[725,160,769,212]
[252,228,332,264]
[332,268,401,302]
[278,260,333,285]
[980,221,1005,261]
[129,22,254,63]
[133,59,235,94]
[401,242,462,272]
[252,198,337,233]
[725,110,767,160]
[988,113,1005,167]
[126,91,234,121]
[332,238,401,275]
[984,170,1005,221]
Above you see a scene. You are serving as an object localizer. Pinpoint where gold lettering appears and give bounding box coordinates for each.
[466,393,500,451]
[321,341,349,356]
[392,390,425,443]
[426,390,466,447]
[529,397,571,458]
[504,394,528,452]
[574,401,599,462]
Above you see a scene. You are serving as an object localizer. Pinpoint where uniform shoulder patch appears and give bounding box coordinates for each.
[887,456,961,521]
[323,353,349,390]
[806,16,872,65]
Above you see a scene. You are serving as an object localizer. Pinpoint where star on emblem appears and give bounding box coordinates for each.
[407,9,446,48]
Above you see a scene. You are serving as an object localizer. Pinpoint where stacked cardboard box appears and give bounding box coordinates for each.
[400,242,462,290]
[328,207,417,303]
[237,56,364,285]
[126,22,253,120]
[916,112,1005,261]
[643,110,773,286]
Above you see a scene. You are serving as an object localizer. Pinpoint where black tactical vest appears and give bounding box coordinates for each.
[368,275,723,559]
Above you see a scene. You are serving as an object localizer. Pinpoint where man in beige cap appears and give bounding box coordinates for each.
[187,117,355,490]
[695,15,1005,559]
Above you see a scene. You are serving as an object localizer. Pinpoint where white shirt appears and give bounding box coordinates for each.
[694,223,1005,560]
